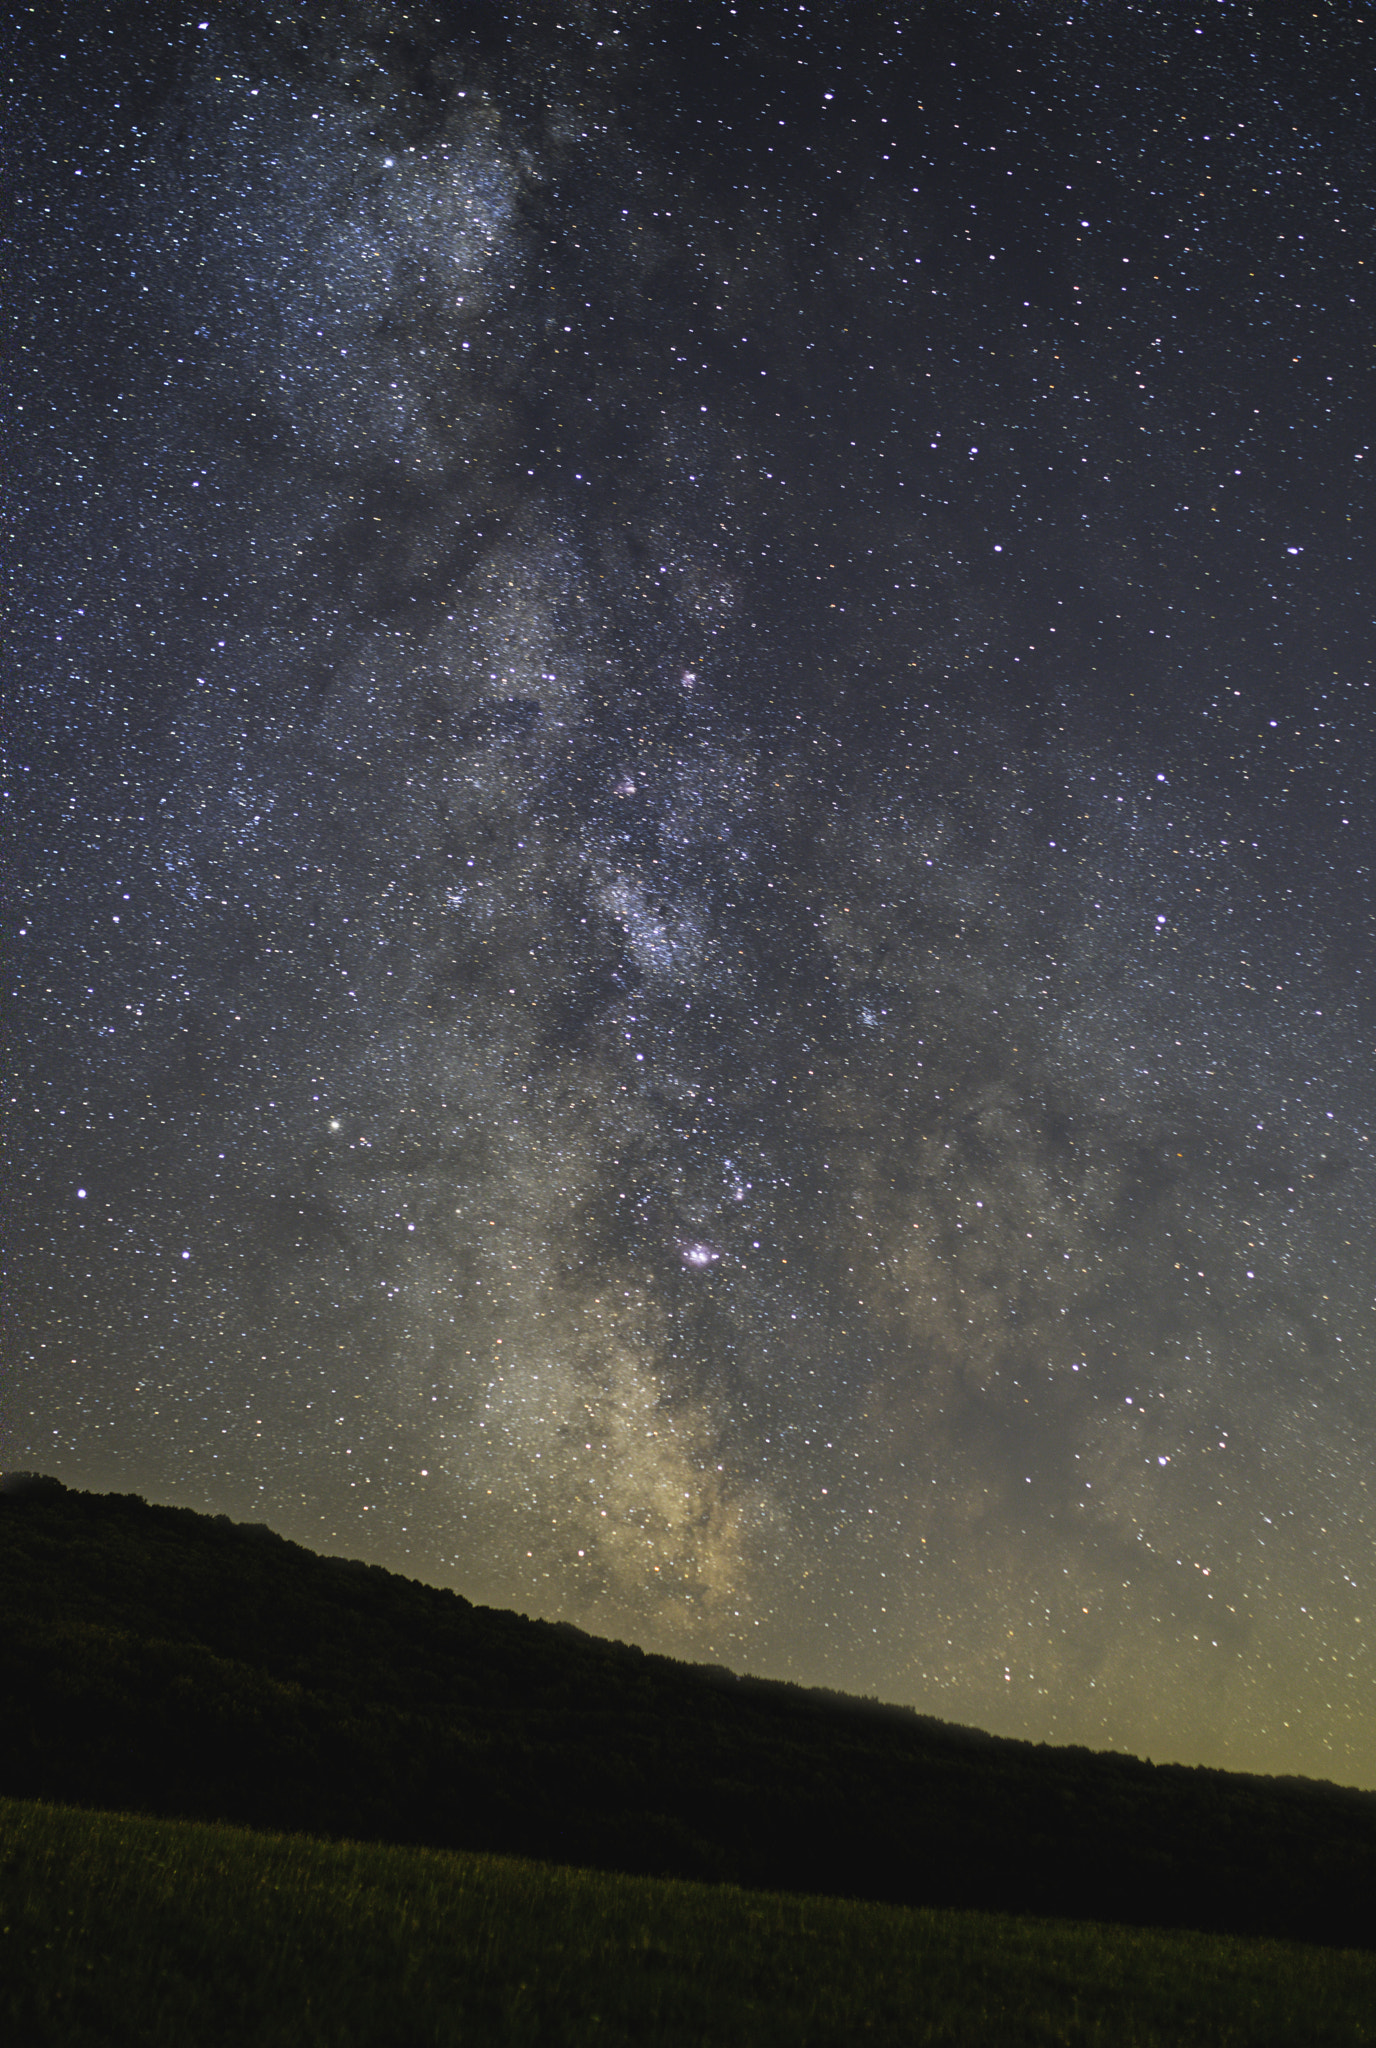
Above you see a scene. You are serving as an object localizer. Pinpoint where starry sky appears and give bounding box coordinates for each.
[7,0,1375,1787]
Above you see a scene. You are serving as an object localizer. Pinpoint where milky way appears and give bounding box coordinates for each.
[8,1,1375,1785]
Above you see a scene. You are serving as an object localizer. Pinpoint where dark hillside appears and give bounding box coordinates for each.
[4,1476,1374,1950]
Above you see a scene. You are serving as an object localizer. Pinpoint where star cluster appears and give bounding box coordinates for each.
[7,1,1374,1785]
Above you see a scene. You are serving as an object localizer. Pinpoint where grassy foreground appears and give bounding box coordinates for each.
[2,1797,1373,2047]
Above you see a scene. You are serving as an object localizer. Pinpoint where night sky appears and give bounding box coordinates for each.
[8,1,1374,1787]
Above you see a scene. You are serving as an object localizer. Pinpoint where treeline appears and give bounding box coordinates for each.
[3,1475,1374,1951]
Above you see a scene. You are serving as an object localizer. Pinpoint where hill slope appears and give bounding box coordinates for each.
[4,1475,1374,1950]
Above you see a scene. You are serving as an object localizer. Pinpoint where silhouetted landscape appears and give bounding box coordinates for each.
[4,1473,1374,1956]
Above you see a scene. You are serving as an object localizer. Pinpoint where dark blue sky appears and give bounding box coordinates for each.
[8,0,1374,1786]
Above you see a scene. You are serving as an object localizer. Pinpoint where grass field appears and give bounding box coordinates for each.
[3,1796,1373,2046]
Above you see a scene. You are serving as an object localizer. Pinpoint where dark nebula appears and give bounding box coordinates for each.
[7,1,1374,1785]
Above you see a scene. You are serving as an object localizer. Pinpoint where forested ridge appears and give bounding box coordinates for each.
[5,1475,1373,1951]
